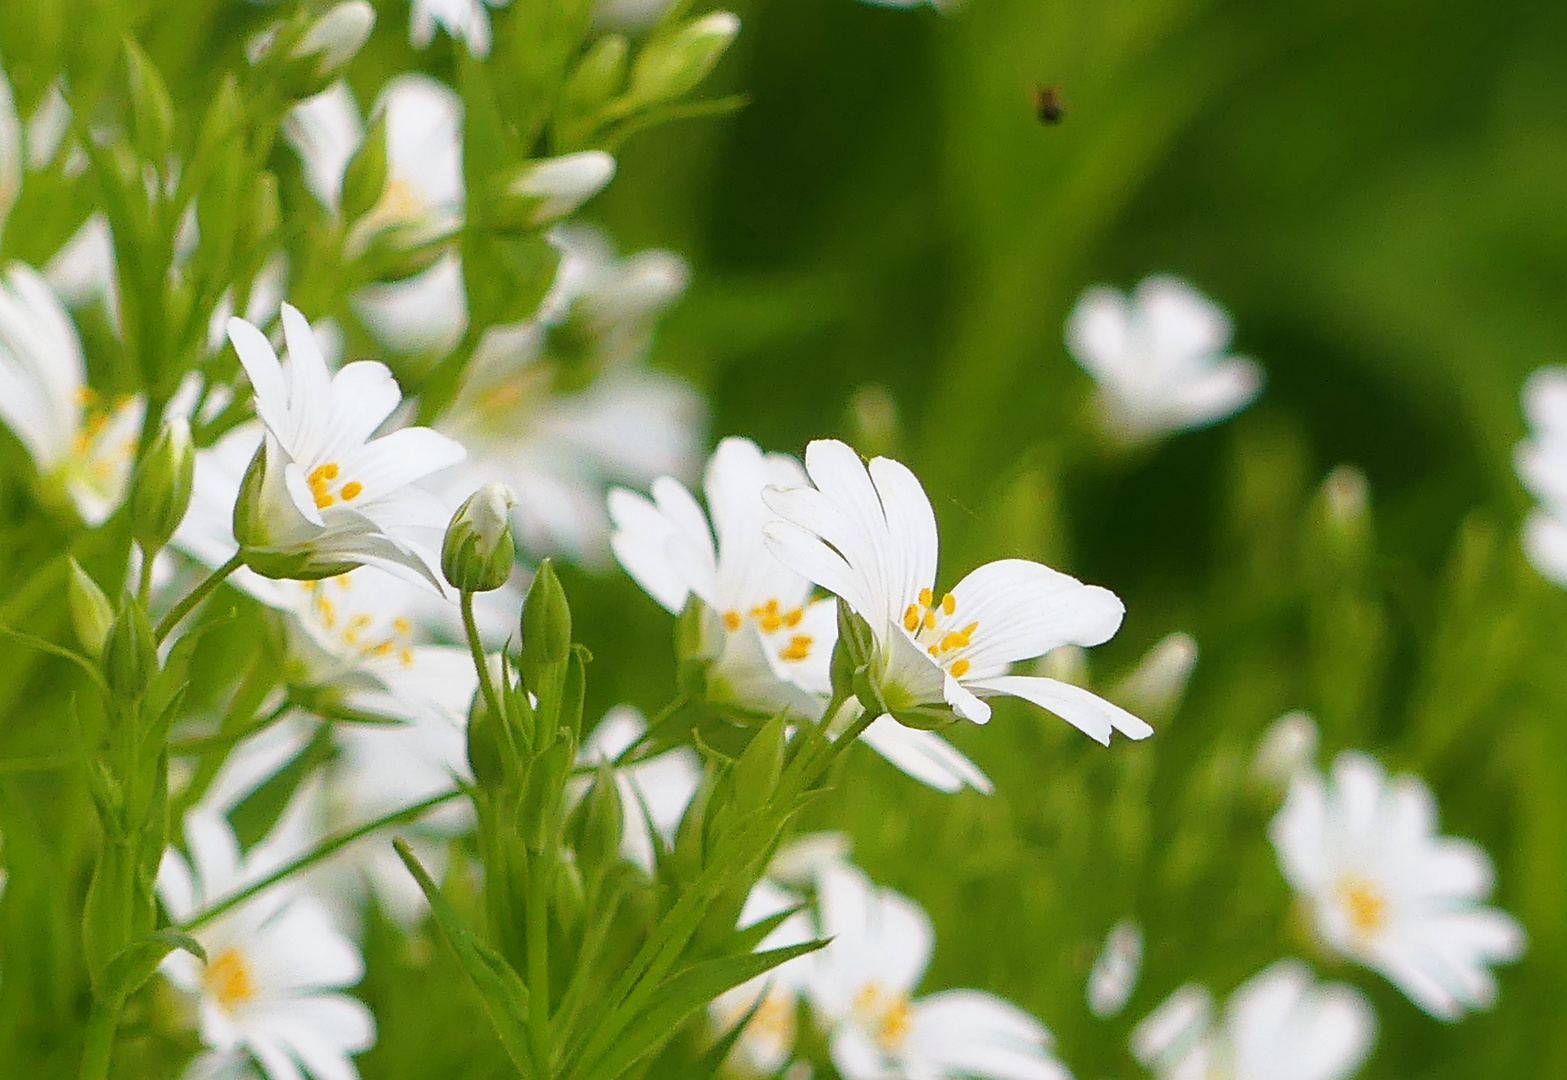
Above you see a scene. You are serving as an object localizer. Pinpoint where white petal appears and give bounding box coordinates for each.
[867,455,939,621]
[967,675,1152,744]
[336,427,466,506]
[228,317,292,443]
[908,990,1066,1080]
[948,559,1125,670]
[857,715,993,794]
[707,437,812,612]
[763,518,877,621]
[280,304,336,464]
[1065,285,1132,384]
[1522,509,1567,587]
[1165,356,1263,430]
[608,487,695,612]
[1269,770,1329,895]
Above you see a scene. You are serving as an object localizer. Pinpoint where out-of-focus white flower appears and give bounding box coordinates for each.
[764,439,1152,744]
[436,226,703,564]
[768,831,852,887]
[1131,960,1373,1080]
[712,878,817,1076]
[158,811,376,1080]
[1270,751,1526,1020]
[1087,920,1143,1019]
[505,152,616,227]
[293,0,376,79]
[577,706,702,871]
[0,62,19,231]
[45,214,121,328]
[285,76,466,354]
[610,437,990,794]
[1112,632,1197,720]
[1251,710,1319,788]
[1513,366,1567,586]
[24,80,74,172]
[809,863,1068,1080]
[408,0,511,58]
[226,303,466,587]
[1066,275,1262,443]
[0,262,144,525]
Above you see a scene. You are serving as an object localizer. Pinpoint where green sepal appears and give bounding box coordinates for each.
[97,928,206,1007]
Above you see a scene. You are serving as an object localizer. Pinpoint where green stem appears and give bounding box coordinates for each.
[527,851,552,1075]
[78,997,120,1080]
[462,591,505,728]
[167,699,292,755]
[610,691,689,768]
[180,788,464,931]
[155,553,243,644]
[136,545,157,607]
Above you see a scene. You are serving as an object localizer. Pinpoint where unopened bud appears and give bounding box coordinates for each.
[340,112,389,225]
[292,1,375,80]
[124,38,175,164]
[563,35,629,117]
[68,559,115,659]
[1308,465,1372,571]
[234,438,359,580]
[627,12,740,107]
[466,686,508,790]
[443,483,518,593]
[1251,710,1319,788]
[521,559,572,666]
[498,152,617,230]
[129,417,195,553]
[1113,632,1197,721]
[733,715,785,813]
[104,594,157,700]
[575,764,624,871]
[1036,644,1088,686]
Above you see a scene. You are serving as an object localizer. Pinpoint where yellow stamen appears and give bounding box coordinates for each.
[941,593,955,615]
[204,948,255,1010]
[904,605,920,632]
[1337,876,1388,937]
[950,659,970,678]
[340,481,363,500]
[922,609,936,630]
[783,608,804,628]
[393,617,412,635]
[918,588,933,608]
[723,610,743,631]
[400,646,414,667]
[779,635,813,662]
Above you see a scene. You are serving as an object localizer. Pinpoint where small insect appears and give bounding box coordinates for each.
[1032,84,1066,125]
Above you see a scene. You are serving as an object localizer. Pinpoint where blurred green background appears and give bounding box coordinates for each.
[569,0,1567,1074]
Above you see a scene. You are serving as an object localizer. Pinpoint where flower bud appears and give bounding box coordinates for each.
[732,714,785,814]
[104,594,157,701]
[466,686,509,791]
[521,559,572,667]
[124,38,175,165]
[574,764,624,873]
[340,112,389,225]
[562,35,629,118]
[129,417,195,553]
[626,12,740,107]
[1113,632,1197,722]
[1,69,19,229]
[442,483,518,593]
[291,1,375,80]
[68,559,115,659]
[1251,711,1319,788]
[497,152,616,230]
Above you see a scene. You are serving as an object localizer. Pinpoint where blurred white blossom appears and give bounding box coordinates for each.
[408,0,511,58]
[1271,751,1525,1019]
[1514,366,1567,586]
[1251,710,1319,788]
[1066,275,1262,443]
[1131,960,1373,1080]
[1087,920,1143,1018]
[712,878,818,1076]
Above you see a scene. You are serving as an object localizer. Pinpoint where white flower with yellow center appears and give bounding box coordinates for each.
[227,302,466,587]
[711,878,817,1076]
[158,812,375,1080]
[610,436,990,794]
[0,262,144,526]
[763,439,1152,745]
[1066,275,1263,443]
[285,76,467,355]
[439,226,704,564]
[1270,751,1526,1020]
[809,863,1067,1080]
[1513,366,1567,586]
[1130,960,1374,1080]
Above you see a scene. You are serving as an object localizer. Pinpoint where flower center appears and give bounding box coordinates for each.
[68,392,138,493]
[721,599,812,665]
[853,981,912,1053]
[204,947,256,1010]
[306,576,417,667]
[1335,874,1389,938]
[363,176,428,231]
[306,461,364,509]
[902,588,977,679]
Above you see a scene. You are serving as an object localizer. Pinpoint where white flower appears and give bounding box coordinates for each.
[1130,960,1373,1080]
[1087,920,1142,1018]
[577,706,702,871]
[1270,751,1526,1019]
[436,227,704,563]
[227,302,466,586]
[1066,275,1262,442]
[809,863,1067,1080]
[285,76,466,354]
[507,152,616,226]
[293,1,376,79]
[712,878,817,1076]
[1513,366,1567,585]
[408,0,511,58]
[763,439,1152,744]
[0,262,144,525]
[610,436,990,794]
[158,812,375,1080]
[45,213,121,327]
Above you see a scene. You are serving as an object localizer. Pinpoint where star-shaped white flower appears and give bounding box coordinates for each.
[1066,275,1263,442]
[808,862,1068,1080]
[1270,751,1526,1020]
[158,811,375,1080]
[227,302,466,587]
[0,262,144,525]
[1131,960,1374,1080]
[610,436,991,794]
[1513,366,1567,586]
[763,439,1152,745]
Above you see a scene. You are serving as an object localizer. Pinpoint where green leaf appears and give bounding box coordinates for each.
[394,840,538,1080]
[98,929,206,1006]
[689,987,768,1080]
[571,940,827,1080]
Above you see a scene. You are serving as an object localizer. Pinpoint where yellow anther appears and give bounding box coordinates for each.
[950,659,970,678]
[371,640,394,656]
[723,610,743,631]
[316,597,337,629]
[1337,876,1389,937]
[393,617,412,635]
[784,608,804,628]
[904,605,920,632]
[928,644,939,656]
[922,609,936,630]
[400,647,414,667]
[938,631,968,653]
[309,463,340,483]
[961,621,978,638]
[340,481,363,500]
[205,948,255,1010]
[941,593,955,615]
[779,635,813,662]
[918,588,933,608]
[878,999,912,1051]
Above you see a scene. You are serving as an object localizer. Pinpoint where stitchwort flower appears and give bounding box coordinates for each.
[1270,751,1526,1020]
[763,439,1152,744]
